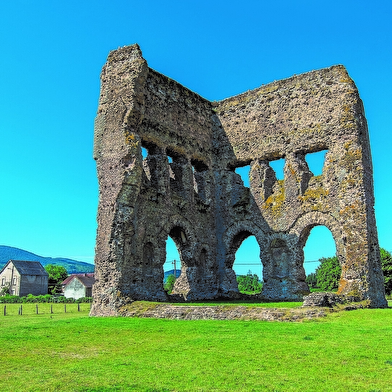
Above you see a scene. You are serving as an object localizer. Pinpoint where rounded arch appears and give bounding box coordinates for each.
[159,215,198,267]
[223,221,268,269]
[160,215,196,244]
[264,231,300,253]
[290,211,345,262]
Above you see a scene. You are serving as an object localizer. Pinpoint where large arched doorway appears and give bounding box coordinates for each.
[164,226,189,296]
[303,225,337,273]
[162,224,216,300]
[232,235,262,294]
[164,236,181,293]
[302,225,338,291]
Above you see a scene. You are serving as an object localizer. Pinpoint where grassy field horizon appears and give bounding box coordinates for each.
[1,303,392,391]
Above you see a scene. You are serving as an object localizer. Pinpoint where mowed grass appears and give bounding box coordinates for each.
[0,302,91,316]
[0,304,392,392]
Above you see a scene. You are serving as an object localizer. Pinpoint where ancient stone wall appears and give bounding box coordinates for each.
[91,44,386,316]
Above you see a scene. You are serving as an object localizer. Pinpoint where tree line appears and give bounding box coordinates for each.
[119,248,392,297]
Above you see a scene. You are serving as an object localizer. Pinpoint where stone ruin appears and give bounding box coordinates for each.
[90,44,387,316]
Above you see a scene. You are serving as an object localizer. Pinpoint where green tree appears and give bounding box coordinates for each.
[164,274,176,294]
[45,264,68,294]
[380,248,392,295]
[315,256,341,291]
[237,271,262,294]
[305,272,318,289]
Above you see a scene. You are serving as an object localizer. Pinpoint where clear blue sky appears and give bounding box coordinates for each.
[1,1,391,277]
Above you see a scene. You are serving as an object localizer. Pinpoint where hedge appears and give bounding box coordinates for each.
[0,294,93,303]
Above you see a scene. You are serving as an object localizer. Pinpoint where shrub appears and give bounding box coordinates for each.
[237,271,262,293]
[0,294,93,303]
[0,294,19,303]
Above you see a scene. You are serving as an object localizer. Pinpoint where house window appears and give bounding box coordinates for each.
[13,277,17,285]
[1,277,4,286]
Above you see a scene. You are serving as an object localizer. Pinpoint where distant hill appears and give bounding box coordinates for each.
[0,245,94,274]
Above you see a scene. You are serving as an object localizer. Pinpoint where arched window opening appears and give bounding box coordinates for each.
[163,236,181,292]
[303,226,338,290]
[305,150,328,177]
[227,162,251,210]
[269,158,285,180]
[234,165,251,187]
[232,234,263,294]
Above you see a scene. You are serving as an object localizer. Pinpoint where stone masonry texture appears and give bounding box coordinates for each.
[91,44,387,316]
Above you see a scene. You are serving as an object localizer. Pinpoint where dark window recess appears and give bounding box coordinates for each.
[191,159,209,202]
[167,149,187,197]
[141,141,161,188]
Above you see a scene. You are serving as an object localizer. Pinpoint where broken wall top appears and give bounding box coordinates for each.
[94,44,214,167]
[95,44,368,174]
[214,65,367,168]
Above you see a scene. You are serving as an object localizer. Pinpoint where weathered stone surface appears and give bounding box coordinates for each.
[119,302,328,322]
[302,292,362,307]
[91,44,387,316]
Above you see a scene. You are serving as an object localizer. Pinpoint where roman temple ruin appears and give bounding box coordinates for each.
[91,44,387,316]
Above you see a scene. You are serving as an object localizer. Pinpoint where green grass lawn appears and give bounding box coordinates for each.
[0,304,392,392]
[0,302,91,316]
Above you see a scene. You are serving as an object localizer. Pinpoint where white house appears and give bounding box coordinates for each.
[62,274,95,299]
[0,260,48,296]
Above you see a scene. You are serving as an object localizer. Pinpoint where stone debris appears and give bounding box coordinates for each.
[121,303,328,322]
[302,292,366,308]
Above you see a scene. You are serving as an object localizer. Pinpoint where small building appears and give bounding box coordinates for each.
[0,260,48,296]
[62,273,95,299]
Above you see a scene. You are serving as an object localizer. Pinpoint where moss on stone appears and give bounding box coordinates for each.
[263,180,285,216]
[298,184,328,211]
